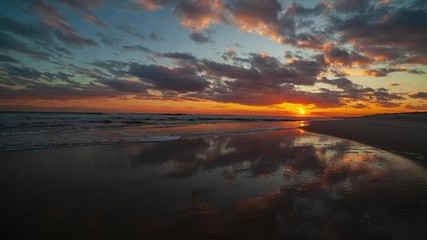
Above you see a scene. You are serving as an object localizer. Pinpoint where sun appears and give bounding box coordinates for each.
[299,109,306,115]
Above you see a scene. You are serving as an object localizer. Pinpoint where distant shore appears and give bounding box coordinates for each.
[302,113,427,163]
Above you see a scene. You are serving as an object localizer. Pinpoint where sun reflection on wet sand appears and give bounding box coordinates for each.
[1,127,427,239]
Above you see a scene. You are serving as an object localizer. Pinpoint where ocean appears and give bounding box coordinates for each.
[0,112,307,151]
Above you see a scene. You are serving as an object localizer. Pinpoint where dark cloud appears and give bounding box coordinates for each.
[0,84,116,100]
[0,55,20,64]
[129,64,209,92]
[0,16,52,43]
[122,45,152,53]
[101,79,148,93]
[285,2,326,16]
[189,31,211,44]
[362,67,407,77]
[320,77,404,107]
[57,0,102,11]
[173,0,224,30]
[333,5,427,64]
[32,0,98,47]
[161,52,198,63]
[372,87,405,107]
[43,71,76,84]
[323,45,372,67]
[407,69,426,75]
[96,32,122,47]
[117,24,146,40]
[55,47,73,56]
[0,32,50,60]
[1,64,43,84]
[54,30,98,47]
[149,32,163,41]
[202,53,323,87]
[0,63,83,86]
[409,92,427,99]
[92,60,130,76]
[332,0,371,13]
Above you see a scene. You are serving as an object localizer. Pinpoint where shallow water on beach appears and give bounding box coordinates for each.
[1,128,427,239]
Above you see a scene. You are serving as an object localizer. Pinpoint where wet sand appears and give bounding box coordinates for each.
[302,114,427,162]
[1,129,427,239]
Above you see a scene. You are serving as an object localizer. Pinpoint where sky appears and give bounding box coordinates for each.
[0,0,426,116]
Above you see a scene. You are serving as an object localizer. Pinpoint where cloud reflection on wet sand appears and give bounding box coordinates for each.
[1,129,427,239]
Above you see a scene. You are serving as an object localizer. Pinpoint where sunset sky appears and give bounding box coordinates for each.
[0,0,426,116]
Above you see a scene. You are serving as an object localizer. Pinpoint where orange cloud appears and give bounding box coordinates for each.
[228,0,285,43]
[173,0,224,31]
[136,0,164,10]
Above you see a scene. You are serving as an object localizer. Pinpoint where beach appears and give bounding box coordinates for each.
[302,113,427,163]
[1,119,427,239]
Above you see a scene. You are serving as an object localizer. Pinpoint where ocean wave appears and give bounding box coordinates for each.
[0,112,305,151]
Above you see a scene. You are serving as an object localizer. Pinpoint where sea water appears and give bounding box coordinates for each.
[0,112,307,151]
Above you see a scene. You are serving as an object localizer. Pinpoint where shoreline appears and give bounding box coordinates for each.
[302,116,427,163]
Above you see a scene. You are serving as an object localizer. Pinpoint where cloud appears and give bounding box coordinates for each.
[135,0,177,10]
[409,92,427,99]
[92,60,131,76]
[320,77,404,107]
[407,69,426,75]
[96,32,122,47]
[226,0,289,43]
[161,52,198,63]
[285,2,326,16]
[333,4,427,64]
[129,64,209,92]
[0,64,43,85]
[189,31,211,44]
[101,79,148,93]
[0,55,20,64]
[149,32,163,41]
[0,84,116,100]
[122,45,152,53]
[54,29,98,47]
[33,0,98,47]
[361,67,407,77]
[0,16,52,43]
[352,103,369,109]
[173,0,224,31]
[0,32,50,60]
[323,44,372,67]
[134,0,427,69]
[55,47,73,56]
[117,24,146,40]
[84,15,108,28]
[332,0,371,13]
[222,48,237,61]
[58,0,102,11]
[405,104,427,110]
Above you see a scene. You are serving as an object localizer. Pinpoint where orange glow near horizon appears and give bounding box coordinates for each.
[0,97,422,117]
